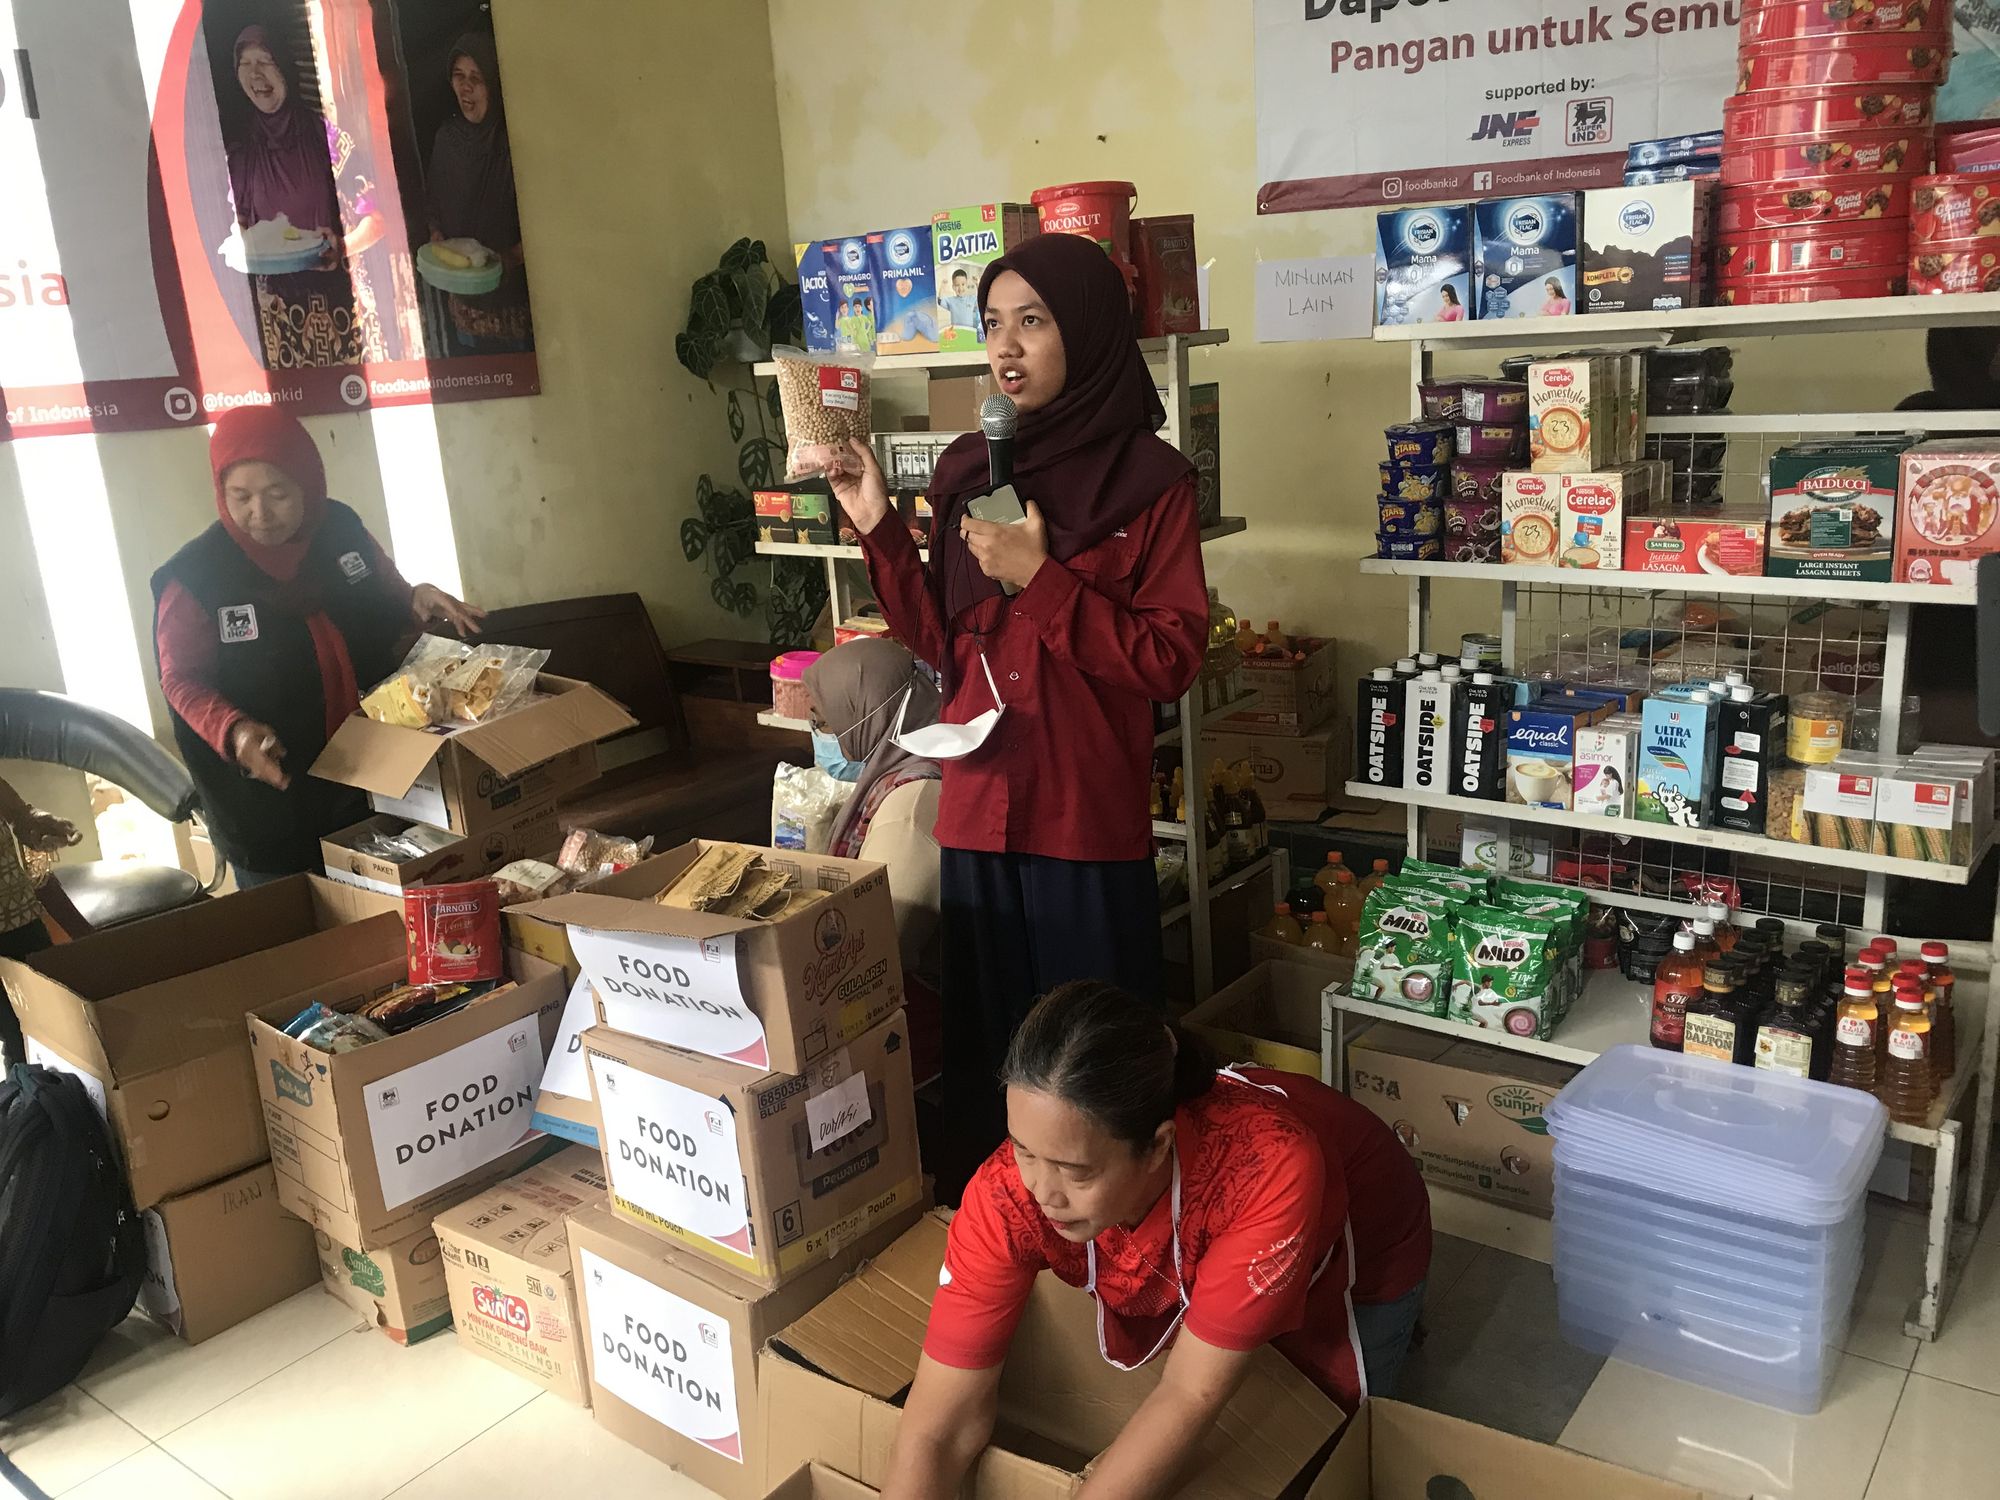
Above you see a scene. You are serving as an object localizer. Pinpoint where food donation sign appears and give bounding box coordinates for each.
[1255,0,1740,213]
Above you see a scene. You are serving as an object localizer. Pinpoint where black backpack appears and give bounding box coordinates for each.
[0,1064,145,1420]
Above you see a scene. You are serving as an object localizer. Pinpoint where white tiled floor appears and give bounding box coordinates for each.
[5,1200,1999,1499]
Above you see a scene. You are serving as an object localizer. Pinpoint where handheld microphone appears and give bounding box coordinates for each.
[979,393,1018,489]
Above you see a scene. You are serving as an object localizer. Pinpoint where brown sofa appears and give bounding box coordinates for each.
[476,594,798,847]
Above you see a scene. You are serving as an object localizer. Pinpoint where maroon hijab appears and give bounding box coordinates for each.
[226,25,340,234]
[928,233,1193,619]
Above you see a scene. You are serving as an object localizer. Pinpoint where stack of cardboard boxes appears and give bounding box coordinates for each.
[1204,636,1341,823]
[499,842,927,1497]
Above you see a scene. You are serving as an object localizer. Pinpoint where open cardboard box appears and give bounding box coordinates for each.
[249,951,568,1247]
[3,877,404,1208]
[320,804,560,897]
[1184,958,1345,1078]
[758,1212,1340,1498]
[569,1198,925,1500]
[767,1464,881,1500]
[1308,1400,1715,1498]
[584,1010,923,1288]
[513,841,905,1076]
[311,673,634,834]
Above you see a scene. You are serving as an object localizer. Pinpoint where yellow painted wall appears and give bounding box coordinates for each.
[766,0,1932,676]
[0,0,790,843]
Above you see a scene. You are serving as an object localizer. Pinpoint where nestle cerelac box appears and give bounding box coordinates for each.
[868,225,939,356]
[932,204,1038,353]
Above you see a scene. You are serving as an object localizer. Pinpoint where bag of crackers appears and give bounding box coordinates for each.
[360,635,550,730]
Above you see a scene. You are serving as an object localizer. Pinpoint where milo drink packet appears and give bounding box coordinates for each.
[1449,905,1562,1039]
[1492,881,1588,1021]
[1350,884,1458,1016]
[1398,857,1490,900]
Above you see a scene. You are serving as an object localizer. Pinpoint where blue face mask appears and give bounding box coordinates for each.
[812,728,866,782]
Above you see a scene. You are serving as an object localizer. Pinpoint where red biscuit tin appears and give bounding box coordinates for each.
[1724,86,1934,139]
[1720,130,1926,185]
[1716,220,1911,277]
[1718,175,1912,231]
[1910,173,2000,244]
[1714,264,1909,303]
[1736,36,1950,91]
[1908,242,2000,294]
[1745,0,1951,45]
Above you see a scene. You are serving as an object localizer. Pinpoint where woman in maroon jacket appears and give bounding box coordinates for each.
[813,232,1208,1197]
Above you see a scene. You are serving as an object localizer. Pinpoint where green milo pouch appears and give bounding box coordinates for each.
[1351,885,1457,1016]
[1398,858,1490,899]
[1450,906,1560,1039]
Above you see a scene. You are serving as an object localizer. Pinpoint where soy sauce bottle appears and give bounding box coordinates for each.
[1755,971,1827,1080]
[1683,958,1758,1067]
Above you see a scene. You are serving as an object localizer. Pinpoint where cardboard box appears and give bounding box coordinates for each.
[1896,439,2000,585]
[1347,1027,1575,1217]
[1218,638,1337,735]
[1184,959,1341,1077]
[4,877,405,1208]
[1473,194,1580,320]
[933,203,1038,354]
[533,972,603,1147]
[1376,205,1473,326]
[1501,472,1562,563]
[570,1198,924,1500]
[829,235,877,356]
[319,805,560,897]
[584,1010,923,1288]
[767,1465,880,1500]
[795,242,835,354]
[758,1212,1340,1498]
[517,841,905,1076]
[1202,728,1339,823]
[1767,437,1908,582]
[316,1216,454,1344]
[1621,509,1768,575]
[137,1162,318,1344]
[1556,468,1648,570]
[1461,824,1555,877]
[1308,1399,1706,1499]
[250,951,568,1247]
[434,1144,608,1403]
[926,371,994,432]
[868,225,938,357]
[311,674,635,835]
[1527,357,1610,473]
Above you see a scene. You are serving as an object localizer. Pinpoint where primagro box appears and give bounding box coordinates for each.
[434,1145,608,1403]
[584,1011,922,1288]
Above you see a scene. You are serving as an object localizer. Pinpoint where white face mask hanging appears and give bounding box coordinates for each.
[1086,1153,1190,1372]
[890,653,1005,761]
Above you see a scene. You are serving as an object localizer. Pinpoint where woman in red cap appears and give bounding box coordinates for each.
[151,407,482,885]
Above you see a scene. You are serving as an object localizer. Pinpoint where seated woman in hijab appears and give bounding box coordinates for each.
[426,32,532,353]
[803,639,944,1068]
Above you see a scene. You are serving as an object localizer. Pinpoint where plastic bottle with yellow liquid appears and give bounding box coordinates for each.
[1314,852,1350,906]
[1259,904,1303,945]
[1829,966,1880,1094]
[1880,981,1932,1126]
[1359,858,1391,900]
[1304,911,1341,957]
[1325,868,1364,958]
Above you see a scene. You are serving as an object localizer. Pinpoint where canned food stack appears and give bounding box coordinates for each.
[1718,0,1954,304]
[1401,379,1528,562]
[1547,1045,1888,1414]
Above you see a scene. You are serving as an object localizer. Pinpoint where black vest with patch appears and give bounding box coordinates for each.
[151,502,407,875]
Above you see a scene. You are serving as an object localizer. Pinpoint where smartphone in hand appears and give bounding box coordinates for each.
[965,484,1027,526]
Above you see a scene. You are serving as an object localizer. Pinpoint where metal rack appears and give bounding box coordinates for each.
[1335,296,1999,1342]
[752,331,1255,999]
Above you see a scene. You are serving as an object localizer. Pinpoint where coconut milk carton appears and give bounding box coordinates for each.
[1638,694,1716,828]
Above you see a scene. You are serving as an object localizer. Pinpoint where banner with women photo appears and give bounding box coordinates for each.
[0,0,537,441]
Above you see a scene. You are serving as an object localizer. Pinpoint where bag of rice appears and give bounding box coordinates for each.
[1449,906,1562,1039]
[1350,884,1460,1016]
[773,346,873,479]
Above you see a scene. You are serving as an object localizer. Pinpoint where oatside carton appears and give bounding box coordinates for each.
[795,243,835,354]
[1403,673,1454,794]
[1638,694,1716,828]
[932,203,1037,353]
[1357,668,1405,789]
[1375,205,1474,327]
[1454,673,1511,800]
[869,225,939,356]
[1473,194,1580,320]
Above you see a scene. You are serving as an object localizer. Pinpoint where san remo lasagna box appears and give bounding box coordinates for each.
[511,842,905,1076]
[249,951,567,1248]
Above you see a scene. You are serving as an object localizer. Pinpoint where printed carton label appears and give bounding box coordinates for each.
[571,926,764,1070]
[366,1019,545,1211]
[578,1249,742,1463]
[589,1053,752,1256]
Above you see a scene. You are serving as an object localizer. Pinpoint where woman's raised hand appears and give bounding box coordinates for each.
[805,438,892,536]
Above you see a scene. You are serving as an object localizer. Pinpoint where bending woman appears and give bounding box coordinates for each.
[814,232,1209,1198]
[883,983,1433,1498]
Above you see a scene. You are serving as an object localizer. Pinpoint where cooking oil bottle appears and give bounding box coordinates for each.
[1922,940,1957,1090]
[1880,981,1932,1126]
[1829,966,1880,1095]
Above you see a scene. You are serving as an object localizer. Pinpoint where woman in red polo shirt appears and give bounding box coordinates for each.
[814,233,1208,1199]
[881,982,1432,1499]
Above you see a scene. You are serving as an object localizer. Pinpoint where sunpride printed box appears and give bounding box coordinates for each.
[1473,194,1578,320]
[931,203,1037,353]
[434,1145,607,1404]
[1638,695,1717,828]
[868,225,938,356]
[585,1010,922,1289]
[249,950,567,1248]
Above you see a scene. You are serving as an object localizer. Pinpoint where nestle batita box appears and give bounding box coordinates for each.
[514,842,904,1077]
[868,225,939,356]
[434,1145,608,1404]
[1581,180,1709,314]
[1472,194,1579,320]
[584,1010,922,1289]
[931,203,1037,353]
[1768,437,1909,581]
[1375,204,1473,327]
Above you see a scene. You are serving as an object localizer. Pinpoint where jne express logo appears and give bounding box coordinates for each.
[1471,111,1539,148]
